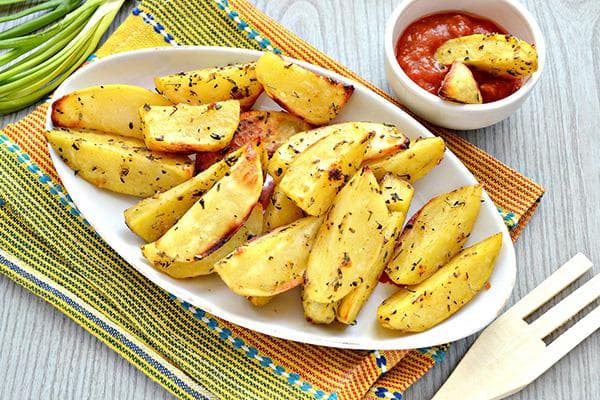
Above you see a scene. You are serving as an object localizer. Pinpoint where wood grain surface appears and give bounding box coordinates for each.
[1,1,599,399]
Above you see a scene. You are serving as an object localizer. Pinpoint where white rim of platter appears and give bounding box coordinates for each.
[46,46,516,350]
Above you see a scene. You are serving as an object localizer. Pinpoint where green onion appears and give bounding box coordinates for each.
[0,0,124,114]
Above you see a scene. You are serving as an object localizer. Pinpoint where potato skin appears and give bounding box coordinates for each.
[214,216,322,297]
[435,33,538,78]
[378,233,503,331]
[304,167,388,303]
[143,144,263,265]
[140,101,240,153]
[155,63,263,110]
[367,137,445,182]
[196,110,312,171]
[438,61,482,104]
[268,122,409,183]
[386,185,482,285]
[279,128,370,216]
[51,85,172,139]
[46,128,193,197]
[124,148,246,242]
[142,204,263,278]
[255,52,354,125]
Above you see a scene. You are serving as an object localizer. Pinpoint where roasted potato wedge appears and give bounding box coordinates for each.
[304,168,388,303]
[337,211,406,324]
[378,232,503,331]
[247,296,273,307]
[435,33,538,78]
[124,148,246,242]
[268,122,409,183]
[143,144,263,265]
[51,85,172,139]
[439,61,482,104]
[380,174,414,214]
[142,204,263,278]
[255,52,354,125]
[215,216,322,297]
[386,185,482,285]
[279,128,370,216]
[155,63,263,110]
[46,129,193,197]
[196,110,312,171]
[302,289,337,324]
[367,137,445,182]
[140,101,240,153]
[264,184,304,232]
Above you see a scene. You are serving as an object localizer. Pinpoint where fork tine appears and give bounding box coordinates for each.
[507,253,593,319]
[529,272,600,338]
[545,303,600,367]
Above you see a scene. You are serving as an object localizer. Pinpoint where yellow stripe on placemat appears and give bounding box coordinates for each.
[0,0,545,399]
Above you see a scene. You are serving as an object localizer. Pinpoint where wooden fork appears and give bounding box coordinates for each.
[432,253,599,400]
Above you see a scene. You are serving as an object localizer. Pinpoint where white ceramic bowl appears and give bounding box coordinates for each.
[384,0,545,130]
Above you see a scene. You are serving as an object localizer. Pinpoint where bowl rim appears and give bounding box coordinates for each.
[384,0,546,112]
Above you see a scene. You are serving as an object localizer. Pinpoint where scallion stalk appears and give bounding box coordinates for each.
[0,0,124,113]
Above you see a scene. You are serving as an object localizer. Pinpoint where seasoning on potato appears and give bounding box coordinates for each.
[46,128,194,197]
[435,33,538,78]
[155,63,264,110]
[303,167,388,303]
[378,232,503,331]
[385,184,482,285]
[279,127,370,216]
[51,84,172,139]
[215,216,322,297]
[367,137,446,182]
[438,61,483,104]
[255,51,354,125]
[195,110,312,172]
[143,144,263,266]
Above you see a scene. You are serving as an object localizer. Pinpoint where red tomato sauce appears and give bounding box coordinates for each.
[396,12,522,103]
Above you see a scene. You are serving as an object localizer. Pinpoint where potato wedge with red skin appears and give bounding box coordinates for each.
[215,216,322,297]
[366,137,446,182]
[255,52,354,125]
[438,61,482,104]
[46,129,193,197]
[279,128,370,216]
[142,144,263,265]
[268,122,409,183]
[435,33,538,78]
[385,185,482,285]
[196,110,312,171]
[142,204,263,278]
[378,233,503,331]
[140,100,240,153]
[51,84,172,139]
[304,167,388,303]
[155,63,263,110]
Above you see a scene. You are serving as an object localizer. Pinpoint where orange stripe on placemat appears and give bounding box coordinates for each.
[364,350,436,399]
[230,0,544,236]
[2,104,59,183]
[226,320,404,398]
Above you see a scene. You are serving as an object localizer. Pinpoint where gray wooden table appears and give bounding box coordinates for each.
[1,1,598,399]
